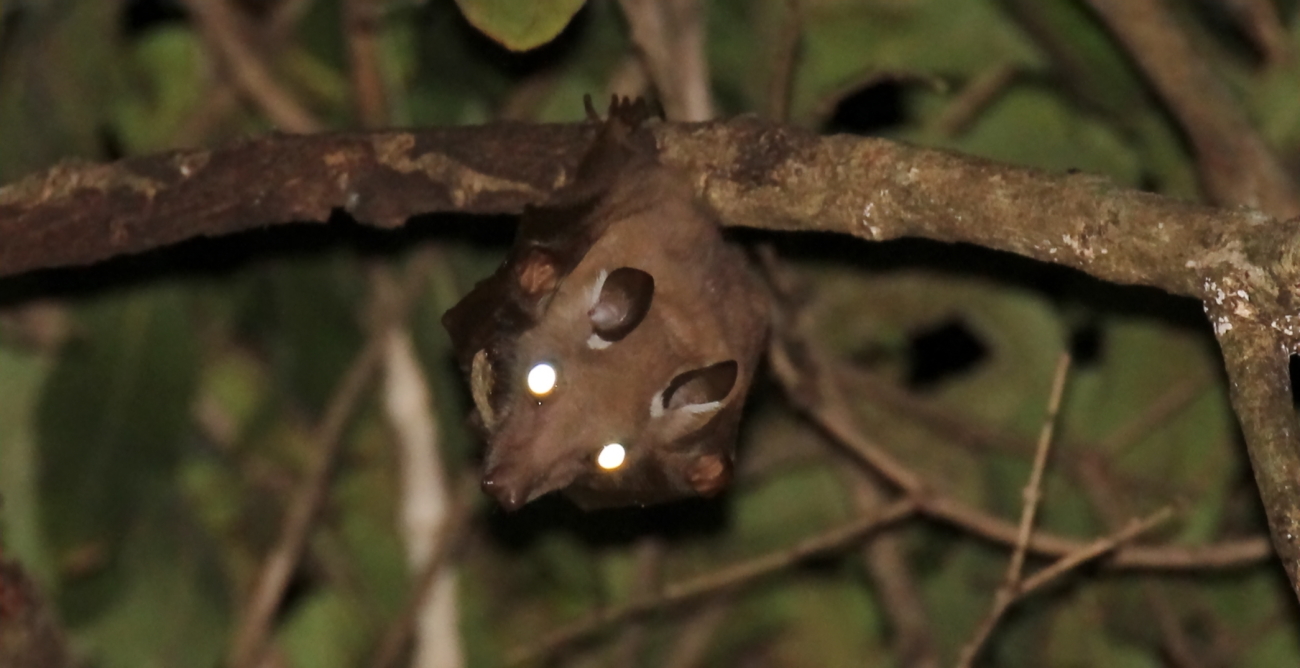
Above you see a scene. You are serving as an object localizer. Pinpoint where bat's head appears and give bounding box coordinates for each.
[470,252,748,510]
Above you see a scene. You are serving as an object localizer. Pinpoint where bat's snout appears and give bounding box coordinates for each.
[481,464,534,512]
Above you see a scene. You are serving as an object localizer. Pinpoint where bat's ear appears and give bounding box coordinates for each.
[663,360,737,410]
[515,248,561,297]
[589,267,654,344]
[651,360,738,440]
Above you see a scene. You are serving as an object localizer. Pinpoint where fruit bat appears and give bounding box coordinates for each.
[442,98,769,511]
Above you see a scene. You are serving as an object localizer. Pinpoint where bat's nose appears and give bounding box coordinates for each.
[481,466,530,512]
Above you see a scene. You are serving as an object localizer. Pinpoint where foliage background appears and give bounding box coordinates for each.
[2,0,1300,666]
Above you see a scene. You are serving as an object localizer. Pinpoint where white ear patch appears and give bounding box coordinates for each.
[648,391,723,418]
[649,389,666,418]
[683,400,722,415]
[588,269,608,312]
[586,269,613,350]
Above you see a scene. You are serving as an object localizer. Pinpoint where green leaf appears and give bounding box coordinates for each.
[240,255,365,413]
[71,499,229,668]
[453,0,587,52]
[911,85,1141,184]
[0,347,53,579]
[0,0,121,181]
[36,287,198,620]
[111,26,205,153]
[279,590,369,668]
[788,0,1039,125]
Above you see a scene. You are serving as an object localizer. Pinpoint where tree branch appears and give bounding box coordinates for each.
[3,118,1299,597]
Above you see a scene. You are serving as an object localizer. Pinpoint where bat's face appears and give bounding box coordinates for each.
[473,234,747,510]
[442,99,767,511]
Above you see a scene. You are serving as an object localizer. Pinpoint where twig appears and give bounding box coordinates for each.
[226,334,385,668]
[1220,0,1293,68]
[933,62,1018,137]
[506,499,919,666]
[657,599,732,668]
[343,0,388,128]
[609,539,667,666]
[760,266,1271,571]
[1006,353,1071,585]
[1076,456,1209,668]
[617,0,713,121]
[957,353,1072,667]
[1019,507,1175,595]
[844,367,1213,500]
[766,335,925,494]
[765,0,802,123]
[957,506,1175,667]
[920,491,1261,570]
[180,0,324,133]
[367,475,478,668]
[843,467,939,668]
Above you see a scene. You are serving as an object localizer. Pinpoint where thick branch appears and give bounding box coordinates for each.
[1217,320,1300,589]
[4,120,1298,315]
[5,120,1300,597]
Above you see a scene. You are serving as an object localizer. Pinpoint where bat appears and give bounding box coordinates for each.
[442,98,769,510]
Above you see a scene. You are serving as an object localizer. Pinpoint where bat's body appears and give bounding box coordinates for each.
[443,99,768,510]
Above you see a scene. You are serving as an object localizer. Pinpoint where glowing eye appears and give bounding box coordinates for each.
[526,363,557,396]
[597,443,626,470]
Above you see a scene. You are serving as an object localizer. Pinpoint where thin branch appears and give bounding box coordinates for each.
[226,334,386,668]
[957,506,1175,667]
[506,499,919,666]
[180,0,324,133]
[762,281,1271,570]
[765,0,802,123]
[343,0,388,128]
[367,476,477,668]
[1006,353,1072,586]
[921,490,1263,570]
[617,0,714,121]
[933,62,1018,137]
[845,472,940,668]
[1084,0,1300,217]
[657,599,733,668]
[1077,454,1211,668]
[844,366,1213,501]
[1019,507,1175,595]
[609,539,667,666]
[958,354,1072,667]
[767,336,925,495]
[1219,0,1293,68]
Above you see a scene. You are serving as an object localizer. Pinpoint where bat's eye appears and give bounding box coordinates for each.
[596,442,626,470]
[526,362,558,397]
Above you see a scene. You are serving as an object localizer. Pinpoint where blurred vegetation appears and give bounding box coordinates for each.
[2,0,1300,666]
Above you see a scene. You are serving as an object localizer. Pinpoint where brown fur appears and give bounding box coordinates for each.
[443,99,769,510]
